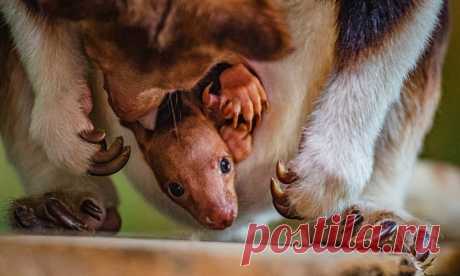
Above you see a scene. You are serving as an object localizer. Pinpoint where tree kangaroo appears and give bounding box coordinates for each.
[0,0,291,232]
[1,0,459,264]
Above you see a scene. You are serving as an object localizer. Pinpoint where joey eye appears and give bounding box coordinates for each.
[220,157,232,174]
[168,182,185,198]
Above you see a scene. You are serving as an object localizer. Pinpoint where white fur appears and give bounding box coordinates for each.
[96,0,444,233]
[234,0,338,222]
[285,0,443,219]
[95,0,338,234]
[0,0,98,175]
[0,0,452,241]
[0,62,118,207]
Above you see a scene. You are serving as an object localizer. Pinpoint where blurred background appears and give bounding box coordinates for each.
[0,4,459,236]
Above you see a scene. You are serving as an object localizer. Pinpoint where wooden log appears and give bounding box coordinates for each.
[0,236,414,275]
[0,236,457,276]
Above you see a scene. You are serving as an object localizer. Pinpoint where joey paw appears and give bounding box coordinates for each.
[202,64,268,131]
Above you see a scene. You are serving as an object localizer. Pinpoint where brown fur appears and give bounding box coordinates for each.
[0,17,14,128]
[115,60,268,229]
[125,93,238,229]
[0,37,122,234]
[1,0,455,248]
[61,0,294,122]
[335,0,424,71]
[0,0,290,233]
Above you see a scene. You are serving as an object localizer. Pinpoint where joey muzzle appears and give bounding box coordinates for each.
[197,202,238,230]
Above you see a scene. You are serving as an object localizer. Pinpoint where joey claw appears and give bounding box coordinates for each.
[276,161,299,184]
[222,101,241,129]
[241,103,254,131]
[270,178,303,220]
[263,101,270,111]
[247,116,253,132]
[254,110,264,128]
[88,146,131,176]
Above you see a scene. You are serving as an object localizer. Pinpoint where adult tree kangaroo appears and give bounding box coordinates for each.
[1,0,458,264]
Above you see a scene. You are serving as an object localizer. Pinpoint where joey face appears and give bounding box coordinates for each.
[31,0,293,122]
[155,146,238,230]
[126,94,238,230]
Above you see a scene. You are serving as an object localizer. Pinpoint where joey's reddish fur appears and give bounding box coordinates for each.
[116,59,269,229]
[119,61,268,229]
[126,93,243,230]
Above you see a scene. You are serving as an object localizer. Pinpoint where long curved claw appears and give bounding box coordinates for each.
[45,198,87,231]
[88,146,131,176]
[81,199,104,221]
[276,160,299,184]
[92,137,124,164]
[10,193,120,234]
[85,136,131,176]
[270,178,303,220]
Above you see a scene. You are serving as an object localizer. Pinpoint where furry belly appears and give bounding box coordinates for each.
[234,60,311,216]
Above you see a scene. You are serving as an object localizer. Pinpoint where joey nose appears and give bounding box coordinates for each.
[204,207,237,230]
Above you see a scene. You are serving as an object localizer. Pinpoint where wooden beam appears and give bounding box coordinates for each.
[0,236,457,276]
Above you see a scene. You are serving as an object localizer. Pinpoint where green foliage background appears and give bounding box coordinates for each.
[0,5,459,234]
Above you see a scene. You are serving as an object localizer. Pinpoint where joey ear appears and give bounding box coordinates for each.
[205,0,293,61]
[22,0,121,20]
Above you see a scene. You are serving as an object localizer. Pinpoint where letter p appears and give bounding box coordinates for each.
[241,224,270,266]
